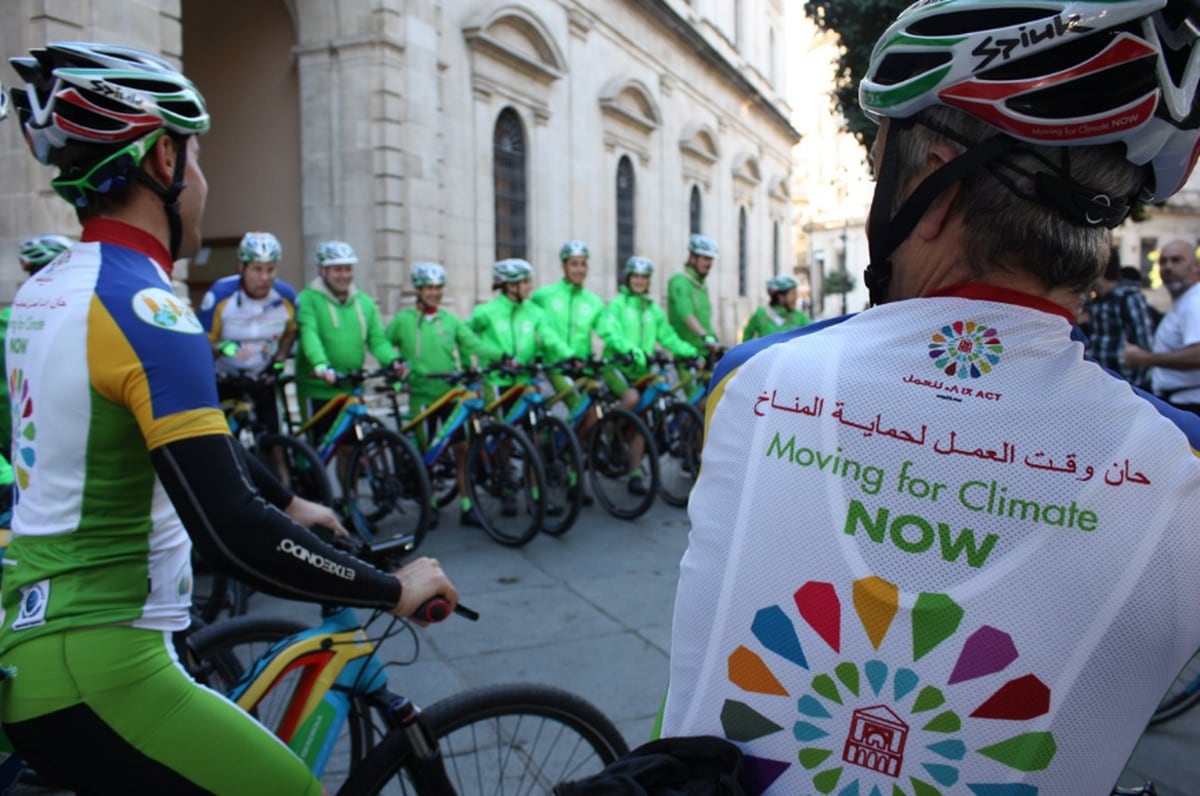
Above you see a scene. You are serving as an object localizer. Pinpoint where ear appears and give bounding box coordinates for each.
[143,133,178,185]
[914,139,963,242]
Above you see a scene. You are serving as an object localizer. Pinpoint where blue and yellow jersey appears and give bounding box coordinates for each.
[197,274,297,374]
[0,220,229,654]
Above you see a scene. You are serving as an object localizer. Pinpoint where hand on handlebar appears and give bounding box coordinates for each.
[392,557,459,624]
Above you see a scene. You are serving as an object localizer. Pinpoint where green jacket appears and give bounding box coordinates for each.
[386,307,502,408]
[742,305,811,341]
[530,280,630,358]
[604,287,698,375]
[295,278,397,400]
[667,266,715,348]
[468,294,573,383]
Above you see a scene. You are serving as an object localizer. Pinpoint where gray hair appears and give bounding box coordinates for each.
[887,107,1145,293]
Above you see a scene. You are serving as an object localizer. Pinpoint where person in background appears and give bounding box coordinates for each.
[1125,239,1200,412]
[385,262,501,528]
[742,274,811,341]
[197,230,297,434]
[1084,248,1154,390]
[667,234,721,352]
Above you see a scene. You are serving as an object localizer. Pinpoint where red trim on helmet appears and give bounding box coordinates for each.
[943,92,1157,141]
[53,87,162,142]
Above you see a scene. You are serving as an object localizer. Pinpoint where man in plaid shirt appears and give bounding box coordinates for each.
[1086,251,1155,391]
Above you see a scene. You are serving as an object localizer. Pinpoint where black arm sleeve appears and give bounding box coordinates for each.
[152,434,401,610]
[236,443,294,510]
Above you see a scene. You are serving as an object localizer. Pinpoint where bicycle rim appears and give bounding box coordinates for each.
[257,433,334,506]
[341,683,629,795]
[588,409,658,520]
[343,430,431,554]
[654,403,703,508]
[1151,650,1200,724]
[466,424,545,546]
[532,415,584,536]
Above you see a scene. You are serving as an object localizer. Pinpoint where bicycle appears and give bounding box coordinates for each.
[483,361,584,536]
[631,354,705,508]
[385,366,547,547]
[1149,649,1200,724]
[289,369,431,556]
[182,545,628,795]
[545,359,659,521]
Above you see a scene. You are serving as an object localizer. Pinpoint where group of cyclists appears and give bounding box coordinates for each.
[6,0,1200,791]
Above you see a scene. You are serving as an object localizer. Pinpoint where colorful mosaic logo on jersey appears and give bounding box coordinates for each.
[722,577,1055,794]
[928,322,1002,380]
[131,288,204,334]
[9,369,35,492]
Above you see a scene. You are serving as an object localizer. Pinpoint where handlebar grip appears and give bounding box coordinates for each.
[413,597,479,623]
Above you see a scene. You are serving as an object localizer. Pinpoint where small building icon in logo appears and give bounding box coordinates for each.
[843,705,908,778]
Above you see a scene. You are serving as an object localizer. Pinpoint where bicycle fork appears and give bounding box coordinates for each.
[386,695,455,792]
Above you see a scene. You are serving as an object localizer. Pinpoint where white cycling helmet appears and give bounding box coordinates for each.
[624,256,654,277]
[238,231,282,264]
[560,240,589,260]
[688,234,718,258]
[412,262,447,287]
[316,240,358,267]
[0,81,8,122]
[860,0,1200,202]
[19,234,73,273]
[493,258,534,283]
[766,275,798,294]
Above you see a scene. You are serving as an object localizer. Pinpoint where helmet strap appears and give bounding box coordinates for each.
[130,134,189,260]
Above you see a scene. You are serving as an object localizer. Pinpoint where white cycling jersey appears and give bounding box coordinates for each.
[197,274,297,374]
[662,283,1200,795]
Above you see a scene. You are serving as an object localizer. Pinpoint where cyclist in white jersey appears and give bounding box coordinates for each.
[661,2,1200,794]
[0,42,456,796]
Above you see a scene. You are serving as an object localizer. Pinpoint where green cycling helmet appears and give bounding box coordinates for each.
[560,240,589,260]
[624,256,654,277]
[238,231,281,264]
[316,240,358,267]
[412,262,447,287]
[19,234,73,273]
[689,234,718,258]
[767,275,797,294]
[493,258,533,284]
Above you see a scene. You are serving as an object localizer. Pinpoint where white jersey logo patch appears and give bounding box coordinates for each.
[12,579,50,631]
[132,288,203,334]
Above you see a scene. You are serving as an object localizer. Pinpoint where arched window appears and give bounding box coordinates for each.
[738,207,749,297]
[689,185,702,236]
[616,156,636,285]
[493,108,527,260]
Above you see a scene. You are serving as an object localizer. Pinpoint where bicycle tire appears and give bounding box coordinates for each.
[1150,650,1200,724]
[340,682,629,796]
[257,432,334,507]
[429,445,460,509]
[343,429,431,554]
[465,423,546,547]
[530,414,584,536]
[588,408,658,520]
[653,402,703,508]
[183,615,378,791]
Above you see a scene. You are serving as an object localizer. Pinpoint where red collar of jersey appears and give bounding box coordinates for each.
[925,282,1075,324]
[81,218,174,277]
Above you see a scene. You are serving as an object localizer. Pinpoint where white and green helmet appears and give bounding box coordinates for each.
[624,256,654,277]
[238,231,282,264]
[0,81,7,122]
[767,275,798,293]
[689,234,718,258]
[860,0,1200,201]
[19,234,73,273]
[316,240,358,267]
[493,258,534,283]
[560,240,589,260]
[412,262,447,287]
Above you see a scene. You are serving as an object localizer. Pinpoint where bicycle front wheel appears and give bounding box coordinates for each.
[465,423,546,547]
[1151,650,1200,724]
[588,408,658,520]
[341,683,629,796]
[257,432,333,506]
[531,414,584,536]
[343,429,431,554]
[653,402,704,507]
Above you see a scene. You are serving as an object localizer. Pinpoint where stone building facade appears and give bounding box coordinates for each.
[0,0,797,342]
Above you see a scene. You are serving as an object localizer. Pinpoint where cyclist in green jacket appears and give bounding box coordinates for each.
[742,275,811,341]
[667,234,721,351]
[468,258,574,392]
[295,240,405,439]
[603,256,700,495]
[386,262,502,528]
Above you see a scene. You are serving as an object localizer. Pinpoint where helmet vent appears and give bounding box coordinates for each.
[873,51,953,86]
[906,7,1056,36]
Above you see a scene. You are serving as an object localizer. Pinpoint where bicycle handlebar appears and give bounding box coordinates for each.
[414,596,480,623]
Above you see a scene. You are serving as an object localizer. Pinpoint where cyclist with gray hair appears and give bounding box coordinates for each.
[662,2,1200,793]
